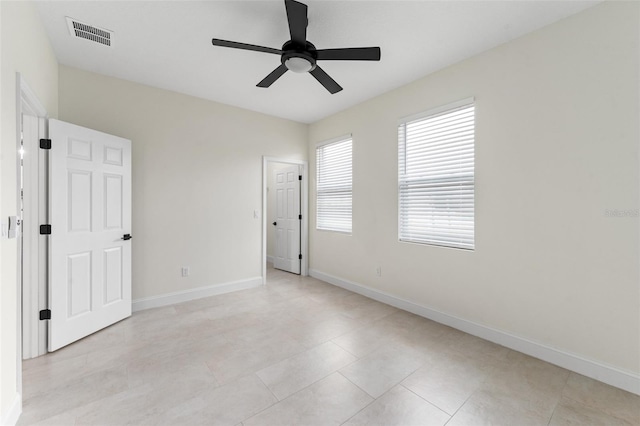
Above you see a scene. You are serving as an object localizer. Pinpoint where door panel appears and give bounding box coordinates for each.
[273,165,301,274]
[49,119,132,351]
[68,170,92,231]
[104,247,123,304]
[104,174,123,229]
[68,252,92,317]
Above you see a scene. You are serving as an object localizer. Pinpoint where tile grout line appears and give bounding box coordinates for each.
[336,371,379,425]
[279,355,355,400]
[441,355,502,425]
[329,338,362,359]
[242,363,358,423]
[441,383,481,425]
[337,369,373,396]
[546,371,572,426]
[400,383,452,420]
[245,372,281,423]
[253,344,360,402]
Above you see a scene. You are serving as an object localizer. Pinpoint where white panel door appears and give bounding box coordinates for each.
[48,119,132,351]
[273,165,301,274]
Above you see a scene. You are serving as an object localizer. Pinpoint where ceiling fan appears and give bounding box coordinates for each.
[211,0,381,94]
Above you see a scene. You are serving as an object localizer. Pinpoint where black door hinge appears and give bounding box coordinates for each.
[298,175,302,181]
[39,309,51,320]
[39,139,51,150]
[298,214,302,220]
[40,224,51,235]
[298,254,302,260]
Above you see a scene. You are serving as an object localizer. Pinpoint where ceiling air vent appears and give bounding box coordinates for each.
[66,17,113,47]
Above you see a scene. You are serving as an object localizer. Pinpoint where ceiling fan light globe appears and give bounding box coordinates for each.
[284,57,313,73]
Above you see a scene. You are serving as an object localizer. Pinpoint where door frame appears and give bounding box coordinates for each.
[18,73,49,363]
[262,156,308,282]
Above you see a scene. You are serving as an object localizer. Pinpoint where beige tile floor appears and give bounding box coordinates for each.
[20,266,640,426]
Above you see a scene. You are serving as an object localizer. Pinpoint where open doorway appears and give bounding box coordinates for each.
[262,157,308,282]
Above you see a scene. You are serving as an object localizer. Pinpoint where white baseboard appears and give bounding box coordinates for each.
[132,277,263,312]
[1,393,21,426]
[310,269,640,396]
[266,255,274,265]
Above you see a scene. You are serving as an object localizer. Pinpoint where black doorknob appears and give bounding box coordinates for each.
[122,234,132,240]
[272,222,277,226]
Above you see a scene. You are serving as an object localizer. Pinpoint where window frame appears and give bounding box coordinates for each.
[315,135,353,234]
[397,98,475,250]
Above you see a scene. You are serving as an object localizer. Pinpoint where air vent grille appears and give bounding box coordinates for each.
[66,17,113,47]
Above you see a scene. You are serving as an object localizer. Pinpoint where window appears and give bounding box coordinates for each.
[316,137,352,233]
[398,99,475,250]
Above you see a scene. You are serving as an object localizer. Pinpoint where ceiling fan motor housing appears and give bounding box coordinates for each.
[281,41,317,73]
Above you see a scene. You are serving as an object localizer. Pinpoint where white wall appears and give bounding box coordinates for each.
[0,1,58,423]
[309,1,639,377]
[58,66,307,301]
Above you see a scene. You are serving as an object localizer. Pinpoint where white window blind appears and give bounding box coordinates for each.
[398,100,475,250]
[316,137,352,233]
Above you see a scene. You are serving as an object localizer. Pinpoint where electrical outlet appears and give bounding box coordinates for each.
[181,267,190,277]
[376,266,382,277]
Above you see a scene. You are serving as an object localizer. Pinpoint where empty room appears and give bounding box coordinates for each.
[1,0,638,425]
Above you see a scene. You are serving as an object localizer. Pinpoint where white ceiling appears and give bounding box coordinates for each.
[36,0,599,123]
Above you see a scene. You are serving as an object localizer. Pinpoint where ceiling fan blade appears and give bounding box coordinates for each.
[212,39,282,55]
[257,64,289,88]
[316,47,381,61]
[285,0,308,46]
[309,66,343,94]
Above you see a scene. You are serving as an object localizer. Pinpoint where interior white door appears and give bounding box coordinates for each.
[273,165,301,274]
[48,119,132,351]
